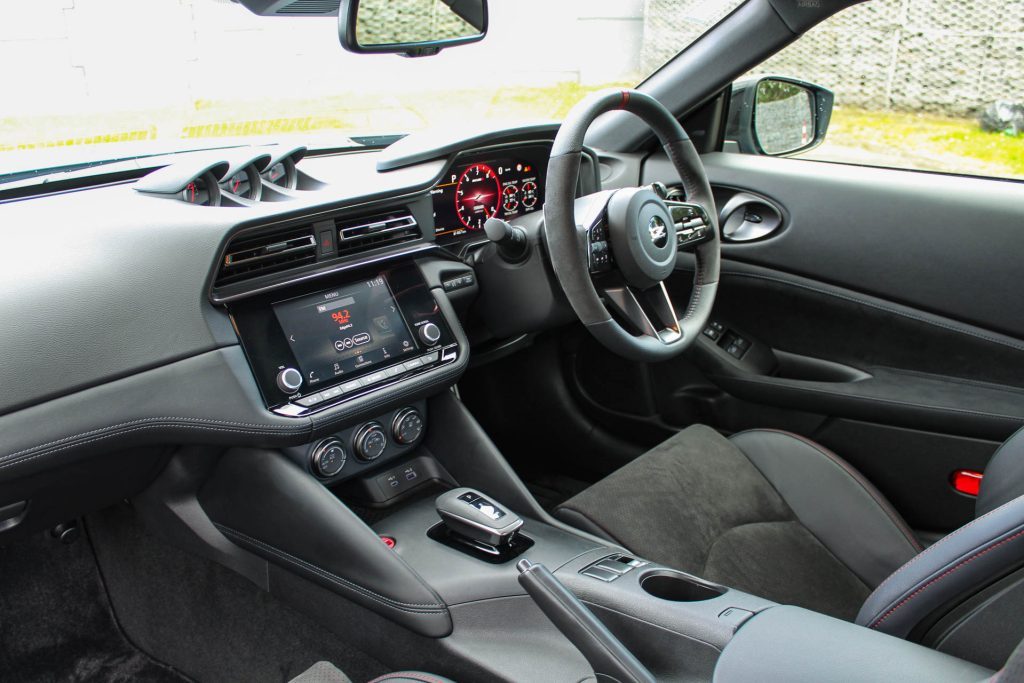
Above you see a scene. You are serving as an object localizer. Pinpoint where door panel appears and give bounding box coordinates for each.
[570,151,1024,531]
[647,152,1024,339]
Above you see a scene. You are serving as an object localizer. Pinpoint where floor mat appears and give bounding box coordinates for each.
[0,526,188,683]
[86,504,388,683]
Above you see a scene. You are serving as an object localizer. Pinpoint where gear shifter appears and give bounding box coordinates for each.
[435,487,524,555]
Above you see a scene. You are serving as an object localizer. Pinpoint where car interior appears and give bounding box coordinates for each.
[2,0,1023,681]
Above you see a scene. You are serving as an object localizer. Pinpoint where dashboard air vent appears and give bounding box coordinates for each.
[216,225,316,286]
[335,211,421,257]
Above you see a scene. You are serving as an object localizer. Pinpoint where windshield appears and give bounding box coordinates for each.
[2,0,743,174]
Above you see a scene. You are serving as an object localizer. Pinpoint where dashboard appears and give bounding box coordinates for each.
[0,124,601,542]
[430,143,550,246]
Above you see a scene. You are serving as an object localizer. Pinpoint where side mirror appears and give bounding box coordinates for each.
[725,77,834,156]
[339,0,488,58]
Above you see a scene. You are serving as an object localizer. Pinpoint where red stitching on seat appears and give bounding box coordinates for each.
[870,527,1024,628]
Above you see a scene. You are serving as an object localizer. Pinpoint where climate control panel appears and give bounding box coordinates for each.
[285,402,427,483]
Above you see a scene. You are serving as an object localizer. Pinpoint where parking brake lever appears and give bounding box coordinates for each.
[517,559,656,683]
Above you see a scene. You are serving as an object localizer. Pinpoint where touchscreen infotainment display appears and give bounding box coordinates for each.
[272,275,418,389]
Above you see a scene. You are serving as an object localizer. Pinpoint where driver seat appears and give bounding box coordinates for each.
[555,425,1024,661]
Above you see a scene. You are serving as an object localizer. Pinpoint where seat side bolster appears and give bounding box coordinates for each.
[731,429,920,589]
[977,425,1024,517]
[856,495,1024,638]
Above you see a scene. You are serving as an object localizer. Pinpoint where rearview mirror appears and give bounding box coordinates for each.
[725,77,834,156]
[339,0,488,58]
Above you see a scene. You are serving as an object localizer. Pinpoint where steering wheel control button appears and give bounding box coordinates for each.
[418,322,441,346]
[588,222,613,273]
[392,408,425,445]
[354,422,387,462]
[310,438,347,478]
[276,367,303,394]
[670,203,713,249]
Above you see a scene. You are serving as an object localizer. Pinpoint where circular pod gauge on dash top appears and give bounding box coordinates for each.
[179,171,221,207]
[263,157,298,190]
[219,165,262,201]
[455,162,501,231]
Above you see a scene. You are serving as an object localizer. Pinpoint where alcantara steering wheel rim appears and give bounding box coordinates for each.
[543,88,721,362]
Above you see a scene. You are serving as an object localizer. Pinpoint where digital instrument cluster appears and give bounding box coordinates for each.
[431,146,547,245]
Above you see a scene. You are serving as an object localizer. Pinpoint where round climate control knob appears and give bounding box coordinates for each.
[418,322,441,346]
[353,422,387,462]
[310,438,347,478]
[276,367,303,394]
[392,408,425,445]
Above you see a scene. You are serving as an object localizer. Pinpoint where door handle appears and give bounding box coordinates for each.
[719,192,783,242]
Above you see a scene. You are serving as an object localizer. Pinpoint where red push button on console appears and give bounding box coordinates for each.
[951,470,983,497]
[380,535,396,549]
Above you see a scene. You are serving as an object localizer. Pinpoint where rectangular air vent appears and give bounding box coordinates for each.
[335,211,421,258]
[216,225,316,287]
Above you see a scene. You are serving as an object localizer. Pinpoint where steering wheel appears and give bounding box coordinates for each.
[544,89,720,362]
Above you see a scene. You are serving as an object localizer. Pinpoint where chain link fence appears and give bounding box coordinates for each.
[643,0,1024,117]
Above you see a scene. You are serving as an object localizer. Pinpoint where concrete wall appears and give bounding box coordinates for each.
[692,0,1022,116]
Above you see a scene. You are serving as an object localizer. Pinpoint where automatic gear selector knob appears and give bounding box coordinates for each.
[435,487,523,548]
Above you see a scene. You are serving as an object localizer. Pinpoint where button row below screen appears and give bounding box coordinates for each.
[295,350,441,407]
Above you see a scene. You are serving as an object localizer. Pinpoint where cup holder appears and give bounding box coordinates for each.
[639,569,726,602]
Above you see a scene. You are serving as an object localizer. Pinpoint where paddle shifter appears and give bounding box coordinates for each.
[434,487,525,558]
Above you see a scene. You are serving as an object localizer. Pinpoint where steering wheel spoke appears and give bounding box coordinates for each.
[666,200,715,251]
[601,282,681,344]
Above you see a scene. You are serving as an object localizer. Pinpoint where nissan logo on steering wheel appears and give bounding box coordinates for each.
[648,215,668,248]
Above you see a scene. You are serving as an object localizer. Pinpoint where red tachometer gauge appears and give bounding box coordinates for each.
[455,163,501,230]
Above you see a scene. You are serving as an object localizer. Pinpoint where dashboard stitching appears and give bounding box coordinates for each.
[0,421,307,471]
[216,524,448,612]
[0,416,303,460]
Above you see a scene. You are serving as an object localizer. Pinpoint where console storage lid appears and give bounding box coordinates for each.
[713,606,991,683]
